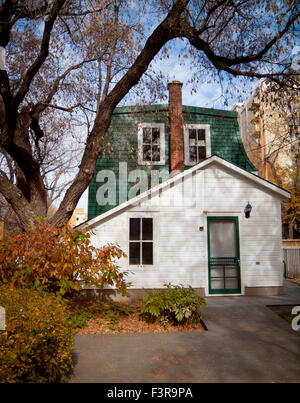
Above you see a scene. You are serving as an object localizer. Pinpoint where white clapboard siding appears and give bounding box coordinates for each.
[85,159,288,294]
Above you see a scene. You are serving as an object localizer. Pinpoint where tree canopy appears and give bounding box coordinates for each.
[0,0,299,230]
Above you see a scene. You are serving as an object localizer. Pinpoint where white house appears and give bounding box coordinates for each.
[79,82,290,300]
[79,154,289,299]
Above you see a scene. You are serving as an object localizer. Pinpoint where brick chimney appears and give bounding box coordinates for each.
[168,81,184,173]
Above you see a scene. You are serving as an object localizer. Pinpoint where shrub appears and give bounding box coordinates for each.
[0,220,129,296]
[141,283,205,326]
[0,287,73,383]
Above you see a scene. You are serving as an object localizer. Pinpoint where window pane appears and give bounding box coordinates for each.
[142,218,153,240]
[189,137,196,146]
[143,128,152,144]
[225,278,239,290]
[152,128,160,145]
[142,242,153,264]
[189,129,196,140]
[130,218,140,240]
[225,266,238,277]
[210,267,224,278]
[211,279,224,290]
[143,145,151,161]
[198,146,206,161]
[197,129,206,141]
[189,146,197,163]
[209,220,237,257]
[129,242,140,264]
[152,146,160,162]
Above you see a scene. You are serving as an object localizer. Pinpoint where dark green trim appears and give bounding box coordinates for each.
[207,216,241,295]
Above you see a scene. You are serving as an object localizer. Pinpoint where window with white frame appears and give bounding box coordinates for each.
[184,124,211,166]
[129,217,153,265]
[138,123,165,165]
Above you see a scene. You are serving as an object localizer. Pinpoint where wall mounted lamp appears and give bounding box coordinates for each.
[244,202,252,219]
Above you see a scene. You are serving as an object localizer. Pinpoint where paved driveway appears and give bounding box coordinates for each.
[68,281,300,383]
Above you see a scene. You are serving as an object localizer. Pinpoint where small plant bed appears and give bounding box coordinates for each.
[66,284,206,334]
[66,299,205,334]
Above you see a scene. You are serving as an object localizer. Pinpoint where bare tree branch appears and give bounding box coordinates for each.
[14,0,67,107]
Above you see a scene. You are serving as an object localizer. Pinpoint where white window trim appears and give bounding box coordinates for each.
[138,123,165,166]
[184,124,211,166]
[128,213,156,270]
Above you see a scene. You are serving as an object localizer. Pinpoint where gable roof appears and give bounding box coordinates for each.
[79,155,290,230]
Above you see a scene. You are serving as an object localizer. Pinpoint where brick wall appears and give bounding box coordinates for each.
[168,81,184,173]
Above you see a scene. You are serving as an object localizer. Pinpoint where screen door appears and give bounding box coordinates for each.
[207,217,241,294]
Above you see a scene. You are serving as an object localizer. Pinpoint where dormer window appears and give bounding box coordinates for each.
[184,124,211,166]
[138,123,165,165]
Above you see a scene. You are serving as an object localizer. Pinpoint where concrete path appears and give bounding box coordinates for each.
[68,280,300,383]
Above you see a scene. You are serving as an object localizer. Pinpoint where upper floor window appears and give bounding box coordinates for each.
[184,124,211,166]
[138,123,165,165]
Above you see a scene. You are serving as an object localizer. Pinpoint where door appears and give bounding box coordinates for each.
[207,217,241,294]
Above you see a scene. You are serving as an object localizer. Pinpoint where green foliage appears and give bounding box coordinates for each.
[90,301,135,319]
[0,287,73,383]
[107,314,119,325]
[66,300,137,330]
[67,308,92,329]
[141,283,206,326]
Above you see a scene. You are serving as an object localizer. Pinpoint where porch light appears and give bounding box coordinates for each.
[244,202,252,219]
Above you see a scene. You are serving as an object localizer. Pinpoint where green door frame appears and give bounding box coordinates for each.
[207,216,241,295]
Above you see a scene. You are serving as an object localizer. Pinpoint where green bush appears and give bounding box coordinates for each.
[141,283,206,326]
[0,287,73,383]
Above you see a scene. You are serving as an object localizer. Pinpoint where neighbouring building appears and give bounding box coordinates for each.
[233,80,299,182]
[68,208,87,228]
[234,81,300,239]
[79,81,290,299]
[48,206,87,228]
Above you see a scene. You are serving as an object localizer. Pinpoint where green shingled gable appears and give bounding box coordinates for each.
[88,104,256,220]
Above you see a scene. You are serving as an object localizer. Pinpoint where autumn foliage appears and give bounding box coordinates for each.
[0,220,129,296]
[0,287,73,383]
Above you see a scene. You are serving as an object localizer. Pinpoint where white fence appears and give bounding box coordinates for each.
[283,247,300,278]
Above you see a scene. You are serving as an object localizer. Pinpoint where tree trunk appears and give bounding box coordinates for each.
[0,109,48,230]
[288,215,296,239]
